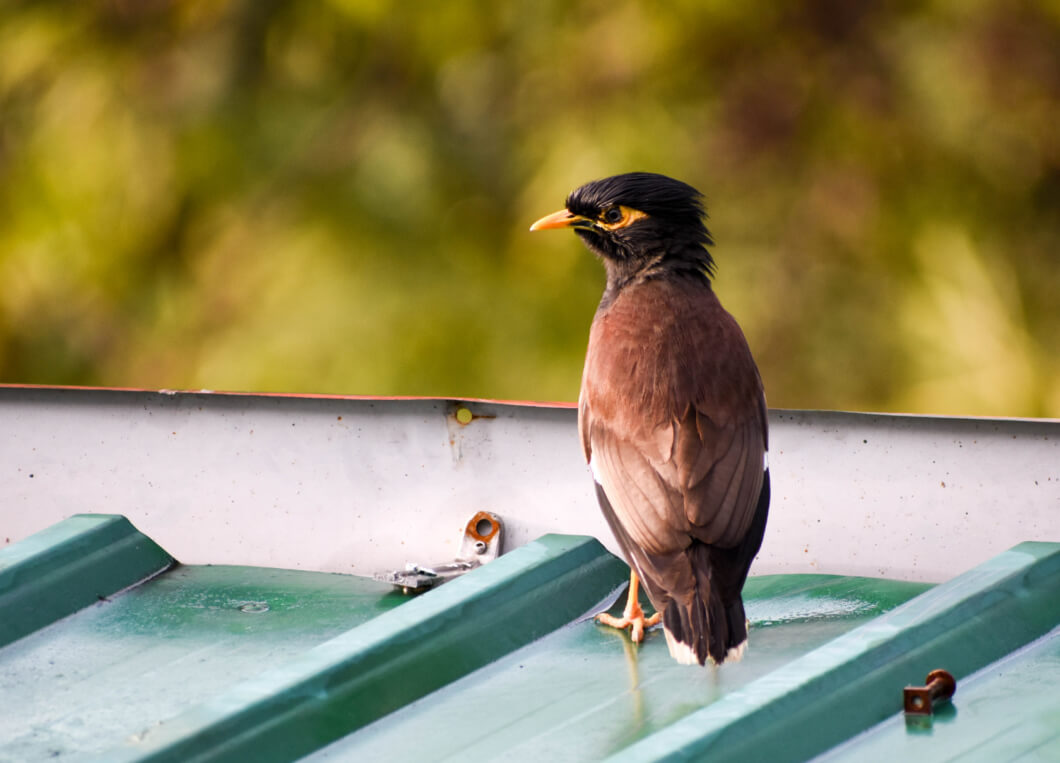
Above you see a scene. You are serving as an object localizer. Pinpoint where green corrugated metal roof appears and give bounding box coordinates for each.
[1,516,1058,762]
[818,625,1060,762]
[0,514,172,648]
[307,575,931,762]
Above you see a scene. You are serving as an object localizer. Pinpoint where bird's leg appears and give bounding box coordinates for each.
[596,570,661,643]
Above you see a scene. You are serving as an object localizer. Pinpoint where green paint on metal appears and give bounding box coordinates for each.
[743,574,932,624]
[819,625,1060,762]
[7,520,1052,763]
[95,534,627,763]
[307,574,931,761]
[606,541,1060,763]
[0,564,406,761]
[0,514,173,647]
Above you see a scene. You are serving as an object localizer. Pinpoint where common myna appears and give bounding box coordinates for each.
[531,172,770,665]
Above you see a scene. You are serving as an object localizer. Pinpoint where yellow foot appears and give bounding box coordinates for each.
[595,569,661,643]
[596,609,661,643]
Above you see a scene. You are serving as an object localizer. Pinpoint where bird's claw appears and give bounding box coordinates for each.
[596,570,661,643]
[595,610,661,643]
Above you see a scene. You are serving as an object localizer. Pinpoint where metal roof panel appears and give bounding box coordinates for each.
[0,563,405,760]
[1,515,1057,761]
[607,541,1060,762]
[818,625,1060,762]
[307,574,933,761]
[0,514,173,648]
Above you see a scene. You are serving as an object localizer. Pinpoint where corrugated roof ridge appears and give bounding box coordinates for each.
[607,541,1060,762]
[0,514,174,648]
[94,533,627,762]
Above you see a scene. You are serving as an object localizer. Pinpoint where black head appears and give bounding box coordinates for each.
[531,172,716,288]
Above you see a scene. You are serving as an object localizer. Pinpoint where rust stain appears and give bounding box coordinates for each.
[466,511,500,543]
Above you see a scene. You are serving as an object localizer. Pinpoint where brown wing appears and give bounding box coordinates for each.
[579,277,767,606]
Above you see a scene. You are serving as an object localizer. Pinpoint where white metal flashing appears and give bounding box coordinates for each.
[2,387,1057,582]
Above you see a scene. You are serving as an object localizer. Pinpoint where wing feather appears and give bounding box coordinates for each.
[580,277,767,568]
[593,427,686,556]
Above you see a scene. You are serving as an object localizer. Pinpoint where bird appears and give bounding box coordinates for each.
[530,172,770,665]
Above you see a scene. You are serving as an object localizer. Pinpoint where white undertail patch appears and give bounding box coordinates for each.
[663,628,749,666]
[663,627,700,666]
[725,639,748,663]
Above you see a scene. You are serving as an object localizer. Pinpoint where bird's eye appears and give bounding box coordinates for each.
[603,207,624,224]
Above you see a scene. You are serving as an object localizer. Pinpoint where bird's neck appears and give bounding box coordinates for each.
[601,246,714,304]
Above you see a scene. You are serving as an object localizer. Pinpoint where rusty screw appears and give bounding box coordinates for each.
[903,669,956,715]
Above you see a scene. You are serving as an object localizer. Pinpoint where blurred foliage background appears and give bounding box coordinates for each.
[1,0,1058,416]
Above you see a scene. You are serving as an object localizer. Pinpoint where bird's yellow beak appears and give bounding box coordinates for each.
[529,208,585,232]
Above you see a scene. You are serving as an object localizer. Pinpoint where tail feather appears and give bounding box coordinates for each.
[645,469,770,666]
[659,542,750,666]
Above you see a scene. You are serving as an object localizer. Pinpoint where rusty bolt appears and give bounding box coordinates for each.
[904,669,956,715]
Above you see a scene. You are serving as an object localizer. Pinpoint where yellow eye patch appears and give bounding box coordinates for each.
[598,205,649,230]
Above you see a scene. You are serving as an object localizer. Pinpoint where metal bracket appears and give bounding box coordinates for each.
[375,511,502,593]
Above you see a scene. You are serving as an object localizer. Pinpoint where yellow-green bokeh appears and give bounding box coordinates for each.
[1,0,1058,417]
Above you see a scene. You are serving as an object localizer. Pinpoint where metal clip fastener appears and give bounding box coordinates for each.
[375,511,502,593]
[904,669,956,715]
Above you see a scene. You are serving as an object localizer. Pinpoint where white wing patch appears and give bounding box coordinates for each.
[589,452,604,485]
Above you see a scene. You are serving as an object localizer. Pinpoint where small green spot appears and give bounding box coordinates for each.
[456,407,473,425]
